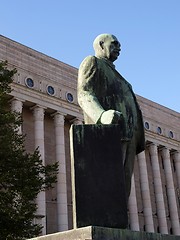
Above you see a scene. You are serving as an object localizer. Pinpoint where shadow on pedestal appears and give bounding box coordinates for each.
[70,124,128,229]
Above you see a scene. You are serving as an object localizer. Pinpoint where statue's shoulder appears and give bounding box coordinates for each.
[79,55,97,69]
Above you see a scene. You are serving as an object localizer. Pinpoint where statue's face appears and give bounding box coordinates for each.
[101,35,121,62]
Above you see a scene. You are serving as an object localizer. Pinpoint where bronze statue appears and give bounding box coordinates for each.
[77,33,145,199]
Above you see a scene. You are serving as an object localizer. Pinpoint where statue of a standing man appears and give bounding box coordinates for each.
[77,33,145,199]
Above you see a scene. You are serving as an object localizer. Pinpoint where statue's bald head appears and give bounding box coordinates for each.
[93,34,121,62]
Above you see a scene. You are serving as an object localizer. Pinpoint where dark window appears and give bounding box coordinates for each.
[157,127,162,134]
[66,92,74,103]
[144,121,150,130]
[47,85,55,96]
[25,78,34,88]
[169,131,174,139]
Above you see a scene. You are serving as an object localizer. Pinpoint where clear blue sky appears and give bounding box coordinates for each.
[1,0,180,113]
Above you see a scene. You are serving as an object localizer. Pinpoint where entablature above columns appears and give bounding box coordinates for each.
[145,132,180,151]
[146,140,180,154]
[8,85,83,121]
[10,76,78,109]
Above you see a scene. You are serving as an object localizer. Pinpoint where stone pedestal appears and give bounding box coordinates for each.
[29,226,180,240]
[70,124,128,229]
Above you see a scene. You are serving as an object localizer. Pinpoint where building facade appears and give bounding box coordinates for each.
[0,35,179,236]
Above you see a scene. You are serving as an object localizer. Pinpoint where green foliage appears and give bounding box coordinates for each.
[0,61,58,240]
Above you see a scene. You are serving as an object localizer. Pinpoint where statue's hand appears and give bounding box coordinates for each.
[100,110,123,124]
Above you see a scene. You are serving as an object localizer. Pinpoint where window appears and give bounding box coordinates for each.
[157,127,162,134]
[169,130,174,139]
[47,85,55,96]
[144,121,150,130]
[66,92,74,103]
[25,77,34,88]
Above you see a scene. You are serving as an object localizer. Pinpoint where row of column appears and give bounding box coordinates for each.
[128,143,180,235]
[10,97,180,236]
[10,98,82,235]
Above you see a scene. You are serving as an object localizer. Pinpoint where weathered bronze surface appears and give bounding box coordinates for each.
[77,34,145,198]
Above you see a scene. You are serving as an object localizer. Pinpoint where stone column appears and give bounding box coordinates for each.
[32,105,46,235]
[128,173,140,231]
[71,118,83,125]
[138,151,154,232]
[149,144,168,234]
[162,147,180,235]
[174,151,180,189]
[53,112,68,231]
[10,98,23,134]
